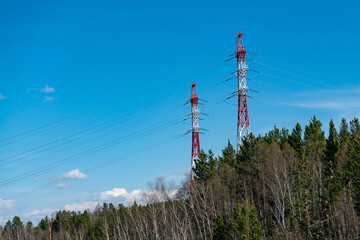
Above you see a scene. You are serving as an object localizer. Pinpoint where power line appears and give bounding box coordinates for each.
[4,133,184,200]
[0,91,189,165]
[248,59,337,89]
[1,71,236,170]
[0,54,231,146]
[247,50,352,85]
[247,78,296,93]
[249,68,322,89]
[0,113,188,189]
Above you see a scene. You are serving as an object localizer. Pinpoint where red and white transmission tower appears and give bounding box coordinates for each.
[190,82,200,182]
[235,31,250,152]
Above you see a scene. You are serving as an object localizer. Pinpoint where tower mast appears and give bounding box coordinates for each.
[235,31,250,151]
[190,82,200,186]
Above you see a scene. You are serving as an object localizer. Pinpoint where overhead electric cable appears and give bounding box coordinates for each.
[0,113,188,189]
[249,69,322,89]
[247,50,352,85]
[0,54,232,146]
[248,59,337,89]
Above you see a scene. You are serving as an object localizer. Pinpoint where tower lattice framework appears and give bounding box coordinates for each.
[190,82,200,181]
[235,31,250,152]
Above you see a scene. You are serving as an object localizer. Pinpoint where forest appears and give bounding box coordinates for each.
[1,116,360,239]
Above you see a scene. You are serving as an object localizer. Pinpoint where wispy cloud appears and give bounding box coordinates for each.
[26,88,36,93]
[58,169,87,180]
[24,208,54,218]
[40,84,55,93]
[56,182,69,189]
[44,96,54,102]
[0,93,7,100]
[288,101,360,110]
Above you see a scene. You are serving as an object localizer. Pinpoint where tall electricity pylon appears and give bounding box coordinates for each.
[190,82,200,182]
[235,31,250,152]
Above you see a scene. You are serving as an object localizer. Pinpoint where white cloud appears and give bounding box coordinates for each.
[24,208,54,218]
[100,188,127,199]
[0,199,15,214]
[40,84,55,93]
[62,187,147,213]
[56,183,69,189]
[59,169,87,180]
[0,93,7,100]
[99,187,146,205]
[64,201,99,212]
[0,198,16,225]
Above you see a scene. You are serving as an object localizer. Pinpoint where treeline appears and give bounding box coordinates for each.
[2,116,360,239]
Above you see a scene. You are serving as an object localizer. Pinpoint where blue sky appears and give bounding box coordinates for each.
[0,0,359,224]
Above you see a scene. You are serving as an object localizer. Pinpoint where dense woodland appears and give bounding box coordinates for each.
[2,116,360,239]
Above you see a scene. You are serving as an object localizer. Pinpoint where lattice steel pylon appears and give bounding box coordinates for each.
[190,82,200,182]
[235,31,250,152]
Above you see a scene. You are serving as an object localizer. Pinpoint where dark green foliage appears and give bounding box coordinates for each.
[339,118,350,146]
[11,216,23,229]
[249,207,263,240]
[232,203,262,240]
[264,126,289,146]
[304,116,325,161]
[194,149,217,181]
[213,212,227,240]
[349,118,360,215]
[237,134,257,164]
[233,203,249,239]
[218,140,236,167]
[323,120,341,202]
[25,221,33,230]
[39,216,50,231]
[288,122,304,159]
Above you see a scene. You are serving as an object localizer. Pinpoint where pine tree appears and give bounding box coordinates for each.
[219,140,236,167]
[323,120,340,202]
[304,116,325,162]
[349,118,360,215]
[237,133,257,166]
[232,202,249,239]
[213,212,227,240]
[249,207,263,240]
[339,118,350,147]
[194,150,209,181]
[288,122,304,159]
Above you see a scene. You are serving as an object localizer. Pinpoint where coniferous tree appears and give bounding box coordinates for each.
[304,116,325,162]
[232,202,249,239]
[194,150,217,182]
[349,118,360,215]
[213,212,227,240]
[219,140,236,167]
[323,120,340,203]
[249,207,263,240]
[288,122,304,159]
